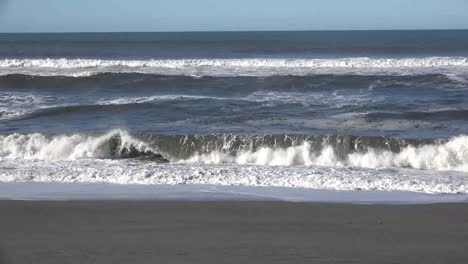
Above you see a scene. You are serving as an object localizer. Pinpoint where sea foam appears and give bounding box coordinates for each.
[2,130,468,173]
[0,130,153,160]
[184,137,468,173]
[1,57,468,77]
[1,130,468,194]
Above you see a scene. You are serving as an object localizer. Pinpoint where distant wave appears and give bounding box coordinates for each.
[3,86,468,124]
[0,93,245,121]
[0,72,461,87]
[2,130,468,173]
[2,57,468,68]
[1,57,468,77]
[366,109,468,121]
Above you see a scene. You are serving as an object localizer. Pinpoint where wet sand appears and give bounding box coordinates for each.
[1,201,468,264]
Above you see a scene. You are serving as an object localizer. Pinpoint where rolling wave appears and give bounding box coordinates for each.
[2,57,468,69]
[366,109,468,121]
[1,57,468,77]
[6,94,468,123]
[0,130,167,162]
[1,130,467,173]
[5,95,242,121]
[0,72,461,92]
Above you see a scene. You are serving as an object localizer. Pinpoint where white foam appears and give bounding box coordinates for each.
[1,158,468,195]
[3,130,468,174]
[0,91,234,121]
[96,94,230,105]
[245,90,376,108]
[182,136,468,173]
[1,130,468,195]
[1,57,468,76]
[0,130,152,160]
[97,91,370,109]
[1,91,371,121]
[0,92,54,120]
[1,130,468,194]
[0,90,369,121]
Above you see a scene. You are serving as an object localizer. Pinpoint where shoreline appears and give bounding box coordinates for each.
[1,182,468,204]
[2,200,468,263]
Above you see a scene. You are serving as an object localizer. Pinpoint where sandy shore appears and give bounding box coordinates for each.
[1,201,468,264]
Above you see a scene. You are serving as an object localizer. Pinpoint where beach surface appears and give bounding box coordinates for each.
[1,201,468,264]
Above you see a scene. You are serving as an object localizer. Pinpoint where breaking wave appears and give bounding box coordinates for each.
[1,130,468,173]
[0,130,167,162]
[1,57,468,77]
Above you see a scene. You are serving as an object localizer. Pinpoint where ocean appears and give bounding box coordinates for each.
[1,30,468,198]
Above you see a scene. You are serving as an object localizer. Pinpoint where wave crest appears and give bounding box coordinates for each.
[1,57,468,77]
[0,130,167,162]
[183,137,468,172]
[1,131,468,173]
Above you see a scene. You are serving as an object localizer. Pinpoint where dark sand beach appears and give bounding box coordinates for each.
[1,201,468,264]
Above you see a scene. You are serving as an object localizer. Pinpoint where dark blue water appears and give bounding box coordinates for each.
[2,30,468,59]
[1,30,468,139]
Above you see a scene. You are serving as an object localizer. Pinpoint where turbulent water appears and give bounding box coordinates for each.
[1,31,468,195]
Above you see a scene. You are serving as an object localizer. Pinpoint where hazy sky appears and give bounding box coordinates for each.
[0,0,467,32]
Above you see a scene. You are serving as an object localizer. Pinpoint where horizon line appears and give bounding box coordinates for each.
[1,28,468,34]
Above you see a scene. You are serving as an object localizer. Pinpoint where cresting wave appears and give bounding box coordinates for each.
[2,57,468,68]
[1,57,468,76]
[1,130,468,173]
[0,131,168,162]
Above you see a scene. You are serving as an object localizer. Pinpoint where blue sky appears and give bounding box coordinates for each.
[0,0,467,32]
